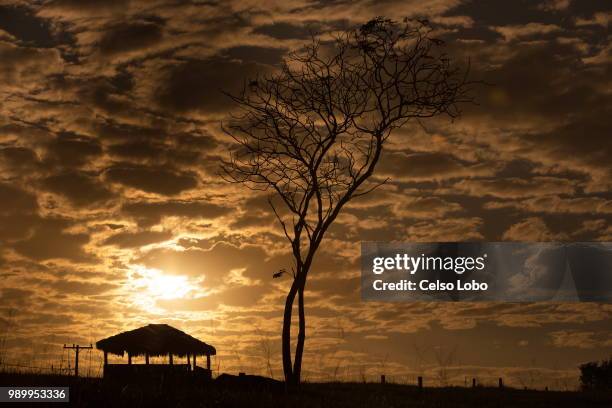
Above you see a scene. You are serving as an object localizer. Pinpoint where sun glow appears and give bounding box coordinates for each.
[145,271,191,299]
[128,265,199,310]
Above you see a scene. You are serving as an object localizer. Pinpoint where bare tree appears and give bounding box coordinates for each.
[222,17,473,387]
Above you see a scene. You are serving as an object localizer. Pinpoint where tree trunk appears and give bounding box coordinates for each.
[292,285,306,383]
[282,278,300,386]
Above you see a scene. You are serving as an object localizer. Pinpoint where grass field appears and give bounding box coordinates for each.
[1,372,610,407]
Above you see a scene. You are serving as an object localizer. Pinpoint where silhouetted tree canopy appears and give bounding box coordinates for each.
[222,17,473,386]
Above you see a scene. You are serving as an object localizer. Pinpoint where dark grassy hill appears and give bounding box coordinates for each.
[1,372,610,407]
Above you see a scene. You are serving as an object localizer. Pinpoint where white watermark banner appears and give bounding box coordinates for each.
[361,242,612,302]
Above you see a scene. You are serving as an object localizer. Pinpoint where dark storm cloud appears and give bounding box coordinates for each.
[453,177,576,198]
[107,140,167,160]
[106,132,216,165]
[12,218,93,262]
[396,196,463,219]
[486,196,612,215]
[84,84,135,116]
[156,58,268,114]
[0,183,38,214]
[103,229,173,248]
[253,21,322,40]
[0,5,56,47]
[174,132,218,151]
[98,20,163,55]
[0,287,33,307]
[458,39,612,191]
[449,0,605,27]
[0,146,39,172]
[105,164,198,195]
[446,0,588,26]
[94,121,163,141]
[0,184,40,244]
[40,0,130,15]
[229,211,275,230]
[0,39,62,86]
[476,44,609,119]
[41,171,115,206]
[45,134,103,168]
[0,183,40,250]
[378,151,498,181]
[525,108,611,189]
[0,214,40,242]
[121,200,231,226]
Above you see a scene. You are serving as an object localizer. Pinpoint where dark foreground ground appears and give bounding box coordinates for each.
[1,372,610,408]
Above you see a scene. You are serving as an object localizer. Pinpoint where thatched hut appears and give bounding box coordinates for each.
[96,324,216,380]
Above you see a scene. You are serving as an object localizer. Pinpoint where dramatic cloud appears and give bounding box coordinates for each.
[0,40,63,89]
[155,59,270,115]
[493,23,562,41]
[103,229,173,248]
[378,151,497,182]
[97,20,163,56]
[502,217,569,241]
[12,218,93,262]
[41,171,114,206]
[121,200,231,226]
[453,177,576,198]
[105,165,199,195]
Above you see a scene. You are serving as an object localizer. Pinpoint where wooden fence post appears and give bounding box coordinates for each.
[381,375,385,384]
[418,376,423,390]
[472,378,476,388]
[498,378,503,388]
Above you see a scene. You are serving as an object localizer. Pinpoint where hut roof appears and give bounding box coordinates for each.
[96,324,216,357]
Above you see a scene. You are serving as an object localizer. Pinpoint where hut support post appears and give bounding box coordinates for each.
[103,351,108,366]
[145,354,149,364]
[187,354,191,371]
[128,353,132,365]
[206,354,210,370]
[169,353,173,365]
[193,355,197,368]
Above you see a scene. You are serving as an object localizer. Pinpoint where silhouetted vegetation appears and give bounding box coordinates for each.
[1,371,611,407]
[580,358,612,390]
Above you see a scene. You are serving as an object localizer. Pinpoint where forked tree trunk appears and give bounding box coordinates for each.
[282,278,299,386]
[293,286,306,383]
[282,273,308,388]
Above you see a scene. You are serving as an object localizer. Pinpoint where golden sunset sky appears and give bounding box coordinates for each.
[0,0,610,388]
